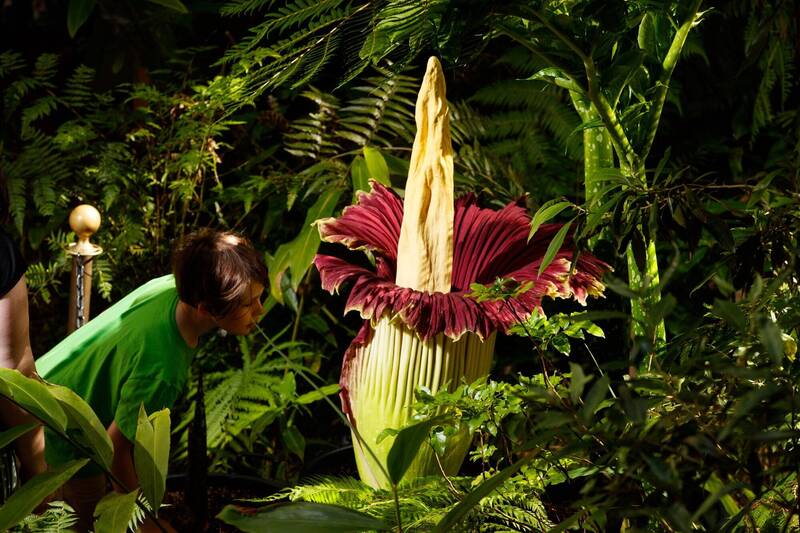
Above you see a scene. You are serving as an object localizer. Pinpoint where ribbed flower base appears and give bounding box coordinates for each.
[346,317,496,488]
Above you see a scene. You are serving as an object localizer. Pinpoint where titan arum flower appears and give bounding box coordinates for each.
[314,57,609,488]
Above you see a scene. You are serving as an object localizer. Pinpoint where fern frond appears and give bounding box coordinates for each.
[62,65,96,109]
[261,0,342,38]
[32,53,59,85]
[24,261,64,305]
[21,95,58,136]
[9,501,77,532]
[338,68,417,147]
[753,39,780,137]
[220,0,275,16]
[0,51,25,79]
[222,2,370,96]
[287,475,374,507]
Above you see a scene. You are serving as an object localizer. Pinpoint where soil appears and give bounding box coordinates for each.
[160,474,283,532]
[159,447,357,531]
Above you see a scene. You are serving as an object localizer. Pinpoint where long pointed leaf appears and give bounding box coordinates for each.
[67,0,96,38]
[528,200,572,241]
[267,188,342,302]
[48,383,113,471]
[0,423,36,449]
[363,146,390,186]
[386,419,435,485]
[0,459,89,530]
[0,368,67,432]
[134,407,170,515]
[538,221,573,276]
[217,501,390,533]
[93,489,140,533]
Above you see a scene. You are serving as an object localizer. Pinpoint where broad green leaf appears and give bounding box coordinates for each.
[529,67,583,92]
[217,502,390,532]
[759,319,784,364]
[568,363,592,405]
[0,368,67,432]
[432,458,528,532]
[552,334,571,355]
[0,459,88,530]
[538,220,573,276]
[48,383,113,471]
[350,156,370,198]
[295,384,340,404]
[134,407,170,516]
[93,489,140,533]
[266,188,342,303]
[382,153,410,178]
[638,13,657,56]
[528,200,572,242]
[67,0,96,38]
[363,147,390,186]
[386,419,435,485]
[0,423,36,449]
[580,375,610,423]
[146,0,188,13]
[282,425,305,461]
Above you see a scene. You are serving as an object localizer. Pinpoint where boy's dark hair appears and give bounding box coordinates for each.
[172,229,268,317]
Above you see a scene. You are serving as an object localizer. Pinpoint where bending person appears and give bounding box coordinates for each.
[37,229,267,532]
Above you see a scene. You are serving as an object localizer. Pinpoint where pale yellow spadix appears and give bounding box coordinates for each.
[395,56,454,293]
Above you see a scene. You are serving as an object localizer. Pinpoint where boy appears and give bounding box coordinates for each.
[36,229,267,531]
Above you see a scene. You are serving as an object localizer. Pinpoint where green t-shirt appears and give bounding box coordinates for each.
[37,274,196,474]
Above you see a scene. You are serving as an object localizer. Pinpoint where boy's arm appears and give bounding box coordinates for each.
[0,277,47,481]
[107,420,137,492]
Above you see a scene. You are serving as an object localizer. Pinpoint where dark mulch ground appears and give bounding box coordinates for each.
[160,474,284,532]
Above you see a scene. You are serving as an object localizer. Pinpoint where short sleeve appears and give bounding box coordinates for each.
[115,378,181,441]
[0,229,25,298]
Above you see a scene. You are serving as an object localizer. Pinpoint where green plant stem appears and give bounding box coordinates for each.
[569,92,614,207]
[583,59,640,176]
[0,394,167,533]
[641,0,705,161]
[392,485,403,533]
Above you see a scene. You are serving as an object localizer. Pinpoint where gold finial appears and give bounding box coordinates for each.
[67,204,103,256]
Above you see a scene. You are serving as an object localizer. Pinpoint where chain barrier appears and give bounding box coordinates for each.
[75,254,85,330]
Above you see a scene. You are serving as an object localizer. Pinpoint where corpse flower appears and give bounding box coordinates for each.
[314,58,609,488]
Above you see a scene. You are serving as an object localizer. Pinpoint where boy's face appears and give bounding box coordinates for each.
[214,281,265,335]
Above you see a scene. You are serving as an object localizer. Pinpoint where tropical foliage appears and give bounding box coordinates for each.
[0,0,798,530]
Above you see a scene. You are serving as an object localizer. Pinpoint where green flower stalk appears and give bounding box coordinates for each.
[315,57,608,488]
